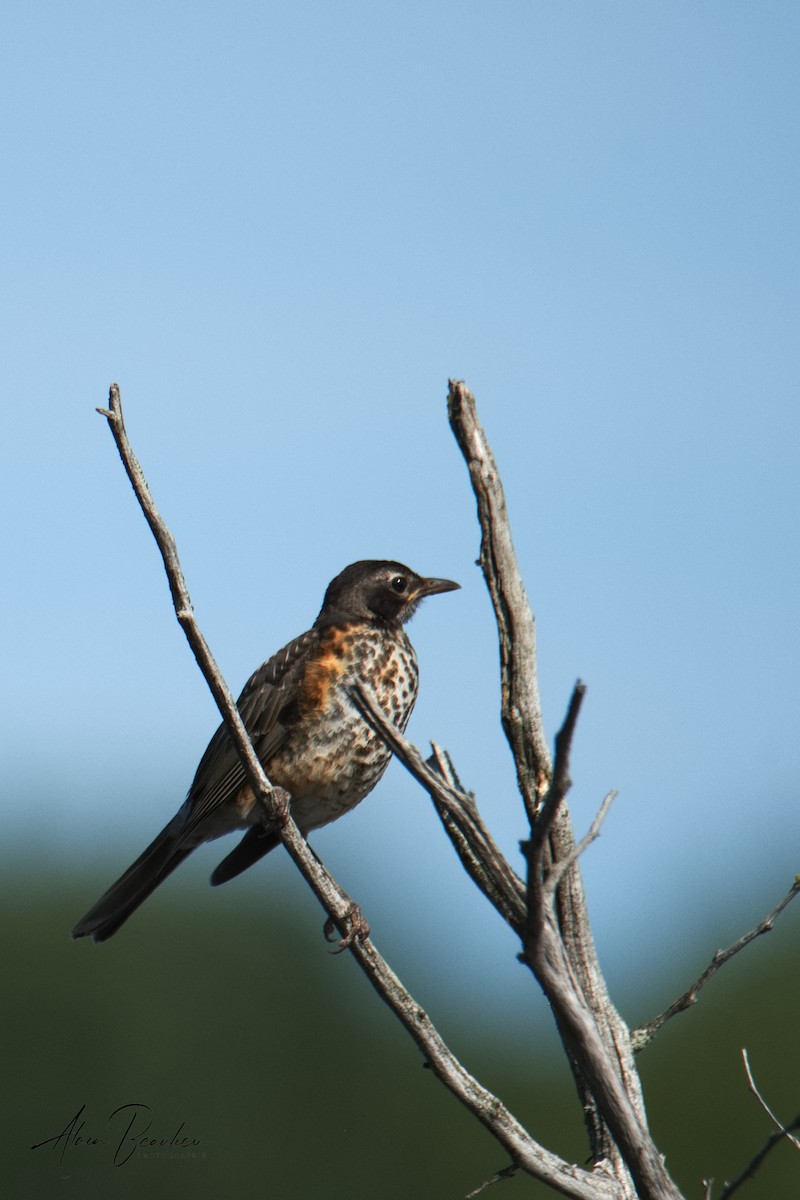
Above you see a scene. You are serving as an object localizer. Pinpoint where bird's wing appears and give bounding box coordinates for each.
[178,627,320,839]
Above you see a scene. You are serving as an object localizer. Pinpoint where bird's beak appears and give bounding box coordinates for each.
[414,576,461,599]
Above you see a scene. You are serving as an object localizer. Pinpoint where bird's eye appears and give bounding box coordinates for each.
[390,575,408,594]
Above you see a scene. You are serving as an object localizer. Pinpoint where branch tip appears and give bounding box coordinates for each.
[465,1161,519,1198]
[635,880,800,1047]
[714,1052,800,1198]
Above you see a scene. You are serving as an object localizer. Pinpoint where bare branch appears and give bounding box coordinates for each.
[349,684,526,937]
[466,1162,519,1198]
[355,673,671,1197]
[97,383,620,1200]
[447,379,551,822]
[713,1051,800,1199]
[742,1049,800,1151]
[716,1118,800,1200]
[633,879,800,1051]
[98,385,283,823]
[521,896,682,1199]
[520,691,683,1200]
[448,382,653,1190]
[529,681,587,867]
[545,791,617,901]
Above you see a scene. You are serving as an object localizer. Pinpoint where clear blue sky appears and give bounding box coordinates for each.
[2,3,798,1019]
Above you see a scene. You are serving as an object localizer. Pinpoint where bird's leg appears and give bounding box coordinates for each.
[301,842,370,951]
[323,902,371,952]
[267,786,292,827]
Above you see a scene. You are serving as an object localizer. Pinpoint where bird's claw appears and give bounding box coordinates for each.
[323,903,371,953]
[271,787,292,826]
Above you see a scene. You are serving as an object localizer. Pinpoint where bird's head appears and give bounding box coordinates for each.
[317,560,460,627]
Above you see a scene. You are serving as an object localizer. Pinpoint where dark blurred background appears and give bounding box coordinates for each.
[6,857,799,1198]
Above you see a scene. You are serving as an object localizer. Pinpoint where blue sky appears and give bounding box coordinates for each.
[2,3,799,1020]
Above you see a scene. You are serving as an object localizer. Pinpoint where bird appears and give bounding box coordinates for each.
[72,560,459,943]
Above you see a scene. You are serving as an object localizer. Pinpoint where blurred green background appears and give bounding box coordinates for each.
[6,863,799,1198]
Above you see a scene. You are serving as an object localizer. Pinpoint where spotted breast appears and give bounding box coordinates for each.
[264,620,419,831]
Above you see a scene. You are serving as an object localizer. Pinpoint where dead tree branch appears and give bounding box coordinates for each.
[521,688,682,1200]
[545,789,617,901]
[742,1048,800,1151]
[447,381,551,821]
[448,381,663,1195]
[357,661,660,1197]
[100,378,791,1200]
[350,683,526,937]
[712,1050,800,1199]
[96,383,621,1200]
[354,666,670,1194]
[633,879,800,1051]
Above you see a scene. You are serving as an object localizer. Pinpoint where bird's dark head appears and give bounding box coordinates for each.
[317,560,460,627]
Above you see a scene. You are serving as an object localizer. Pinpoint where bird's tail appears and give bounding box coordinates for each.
[71,819,193,943]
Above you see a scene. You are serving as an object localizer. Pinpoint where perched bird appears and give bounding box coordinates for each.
[72,560,459,942]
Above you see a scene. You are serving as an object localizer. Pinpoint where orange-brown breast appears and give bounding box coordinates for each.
[261,620,420,833]
[293,623,354,717]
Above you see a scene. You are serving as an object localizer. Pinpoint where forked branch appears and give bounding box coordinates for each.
[712,1050,800,1199]
[448,381,659,1194]
[99,379,793,1200]
[96,383,619,1200]
[350,683,526,937]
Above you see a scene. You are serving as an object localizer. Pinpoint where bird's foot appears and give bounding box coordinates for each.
[323,903,371,953]
[270,787,292,826]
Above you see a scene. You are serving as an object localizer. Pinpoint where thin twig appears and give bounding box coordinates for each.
[529,681,586,862]
[545,792,617,901]
[633,879,800,1050]
[96,383,619,1200]
[717,1120,800,1200]
[466,1162,519,1198]
[349,684,526,936]
[97,385,281,822]
[742,1049,800,1150]
[716,1117,800,1199]
[714,1051,800,1198]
